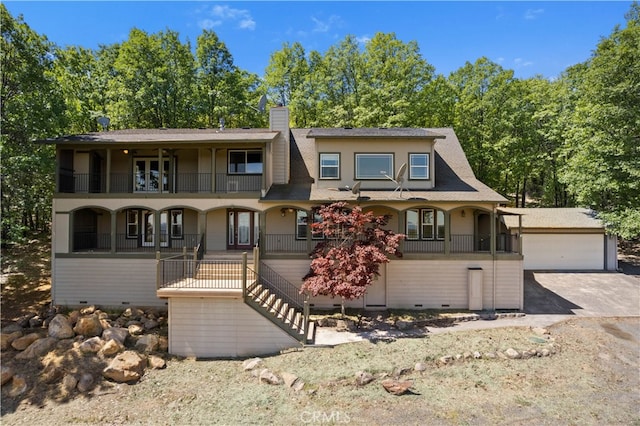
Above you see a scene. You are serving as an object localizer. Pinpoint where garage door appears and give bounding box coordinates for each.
[522,234,604,270]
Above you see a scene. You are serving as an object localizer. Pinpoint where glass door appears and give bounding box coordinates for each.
[142,210,168,247]
[134,159,169,192]
[227,209,255,250]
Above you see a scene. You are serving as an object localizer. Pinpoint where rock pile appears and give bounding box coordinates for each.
[1,306,168,398]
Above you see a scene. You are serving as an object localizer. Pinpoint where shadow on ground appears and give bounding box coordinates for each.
[523,271,582,315]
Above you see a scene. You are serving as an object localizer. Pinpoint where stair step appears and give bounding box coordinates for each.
[306,321,316,344]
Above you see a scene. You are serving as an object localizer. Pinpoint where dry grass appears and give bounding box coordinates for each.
[3,317,638,425]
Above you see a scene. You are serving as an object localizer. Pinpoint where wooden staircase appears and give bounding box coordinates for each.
[244,281,315,344]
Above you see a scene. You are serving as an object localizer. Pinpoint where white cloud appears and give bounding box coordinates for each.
[198,4,256,30]
[514,58,534,68]
[356,35,371,44]
[524,8,544,20]
[311,15,341,33]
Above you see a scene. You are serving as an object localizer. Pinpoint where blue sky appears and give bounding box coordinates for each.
[4,1,633,80]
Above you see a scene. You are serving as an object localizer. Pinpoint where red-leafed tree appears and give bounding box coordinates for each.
[301,202,404,316]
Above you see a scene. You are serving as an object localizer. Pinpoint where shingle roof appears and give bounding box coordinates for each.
[307,128,446,139]
[500,208,604,230]
[39,128,279,144]
[264,127,507,203]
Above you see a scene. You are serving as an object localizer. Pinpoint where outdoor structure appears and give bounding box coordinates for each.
[501,208,618,271]
[44,106,524,357]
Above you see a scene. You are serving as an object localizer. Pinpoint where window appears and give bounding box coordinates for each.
[406,208,445,240]
[409,153,429,180]
[296,210,308,239]
[170,210,183,239]
[228,150,263,174]
[126,210,138,239]
[319,153,340,179]
[296,209,324,239]
[355,153,393,179]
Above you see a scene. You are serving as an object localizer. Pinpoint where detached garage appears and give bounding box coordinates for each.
[500,208,618,271]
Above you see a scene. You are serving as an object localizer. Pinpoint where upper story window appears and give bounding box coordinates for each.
[319,153,340,179]
[355,153,393,180]
[406,208,445,240]
[229,150,262,174]
[409,153,430,180]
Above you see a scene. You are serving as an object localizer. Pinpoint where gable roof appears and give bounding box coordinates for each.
[500,208,604,230]
[38,128,279,144]
[307,128,445,139]
[264,127,507,203]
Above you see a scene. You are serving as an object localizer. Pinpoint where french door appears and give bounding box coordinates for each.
[134,158,169,192]
[227,210,259,250]
[142,210,169,247]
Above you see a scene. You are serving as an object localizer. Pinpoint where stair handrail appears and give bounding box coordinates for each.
[256,262,304,310]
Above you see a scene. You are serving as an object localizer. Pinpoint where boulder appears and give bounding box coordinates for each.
[143,319,159,330]
[148,355,166,370]
[1,365,14,385]
[414,362,427,372]
[100,339,124,357]
[48,314,75,339]
[395,320,414,331]
[67,310,80,326]
[28,316,44,328]
[74,314,103,337]
[355,371,375,386]
[62,374,78,392]
[381,379,414,395]
[11,332,41,351]
[2,323,24,334]
[259,369,281,385]
[16,313,35,328]
[242,357,263,371]
[77,373,95,393]
[103,351,146,383]
[80,305,96,315]
[281,372,299,388]
[135,334,159,353]
[438,355,453,365]
[102,327,129,345]
[15,337,57,360]
[1,331,23,351]
[128,324,144,336]
[79,336,104,354]
[504,348,521,359]
[8,375,28,397]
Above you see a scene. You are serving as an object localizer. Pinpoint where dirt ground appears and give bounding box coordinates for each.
[1,236,639,425]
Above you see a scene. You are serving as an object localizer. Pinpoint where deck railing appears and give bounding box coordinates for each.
[256,262,305,310]
[262,233,518,254]
[60,172,262,194]
[72,233,201,253]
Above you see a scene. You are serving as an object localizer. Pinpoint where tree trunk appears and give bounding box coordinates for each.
[341,297,346,319]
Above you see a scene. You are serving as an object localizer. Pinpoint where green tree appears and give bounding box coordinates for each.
[0,4,64,241]
[356,32,434,127]
[264,41,308,108]
[561,3,640,238]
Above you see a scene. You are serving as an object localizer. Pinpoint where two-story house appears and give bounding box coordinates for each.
[43,106,523,357]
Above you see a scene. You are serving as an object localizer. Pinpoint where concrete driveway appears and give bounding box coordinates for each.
[314,270,640,343]
[524,271,640,317]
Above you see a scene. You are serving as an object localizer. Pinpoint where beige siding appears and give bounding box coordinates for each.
[386,259,521,310]
[269,107,290,184]
[54,212,70,254]
[53,258,164,307]
[168,297,299,357]
[494,259,523,309]
[206,210,228,250]
[315,138,435,191]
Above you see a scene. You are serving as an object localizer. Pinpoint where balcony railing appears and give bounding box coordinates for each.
[262,233,519,255]
[72,233,201,253]
[263,234,309,253]
[59,173,262,194]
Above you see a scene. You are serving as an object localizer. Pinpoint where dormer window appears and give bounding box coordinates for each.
[355,153,393,180]
[319,153,340,179]
[409,153,429,180]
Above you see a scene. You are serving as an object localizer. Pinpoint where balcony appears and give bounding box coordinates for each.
[58,173,262,194]
[72,233,202,253]
[262,233,520,255]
